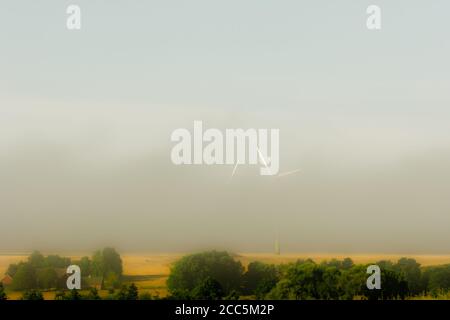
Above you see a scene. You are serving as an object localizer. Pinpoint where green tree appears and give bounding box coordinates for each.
[382,269,408,300]
[318,266,342,299]
[104,271,121,289]
[92,250,105,278]
[54,290,67,300]
[115,284,139,300]
[242,262,278,298]
[191,277,224,300]
[86,287,101,300]
[167,251,243,298]
[11,263,36,290]
[423,265,450,296]
[6,263,20,277]
[283,261,324,299]
[36,268,58,289]
[321,258,354,270]
[342,258,354,270]
[115,285,129,300]
[22,289,44,300]
[376,260,395,270]
[127,283,139,300]
[364,265,408,300]
[224,290,240,300]
[92,248,123,289]
[265,278,294,300]
[139,292,153,300]
[266,261,319,299]
[67,289,82,300]
[78,256,92,276]
[0,283,7,300]
[102,248,123,276]
[28,251,45,268]
[394,258,423,296]
[338,265,367,299]
[107,288,116,300]
[45,255,71,268]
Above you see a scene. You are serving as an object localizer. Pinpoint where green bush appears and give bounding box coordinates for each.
[21,290,44,300]
[0,283,7,301]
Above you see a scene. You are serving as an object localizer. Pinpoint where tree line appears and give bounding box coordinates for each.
[2,250,450,300]
[166,251,450,300]
[1,248,124,299]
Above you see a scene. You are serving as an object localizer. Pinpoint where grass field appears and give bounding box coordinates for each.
[2,252,450,300]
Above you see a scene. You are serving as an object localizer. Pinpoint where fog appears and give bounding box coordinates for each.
[1,1,449,253]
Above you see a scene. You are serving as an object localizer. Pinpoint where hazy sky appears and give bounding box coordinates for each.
[1,1,449,253]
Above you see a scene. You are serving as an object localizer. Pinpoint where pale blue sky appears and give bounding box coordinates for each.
[1,0,449,110]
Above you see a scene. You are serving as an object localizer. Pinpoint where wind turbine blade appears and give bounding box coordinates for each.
[276,168,301,178]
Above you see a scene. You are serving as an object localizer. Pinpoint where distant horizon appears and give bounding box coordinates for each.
[2,251,450,257]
